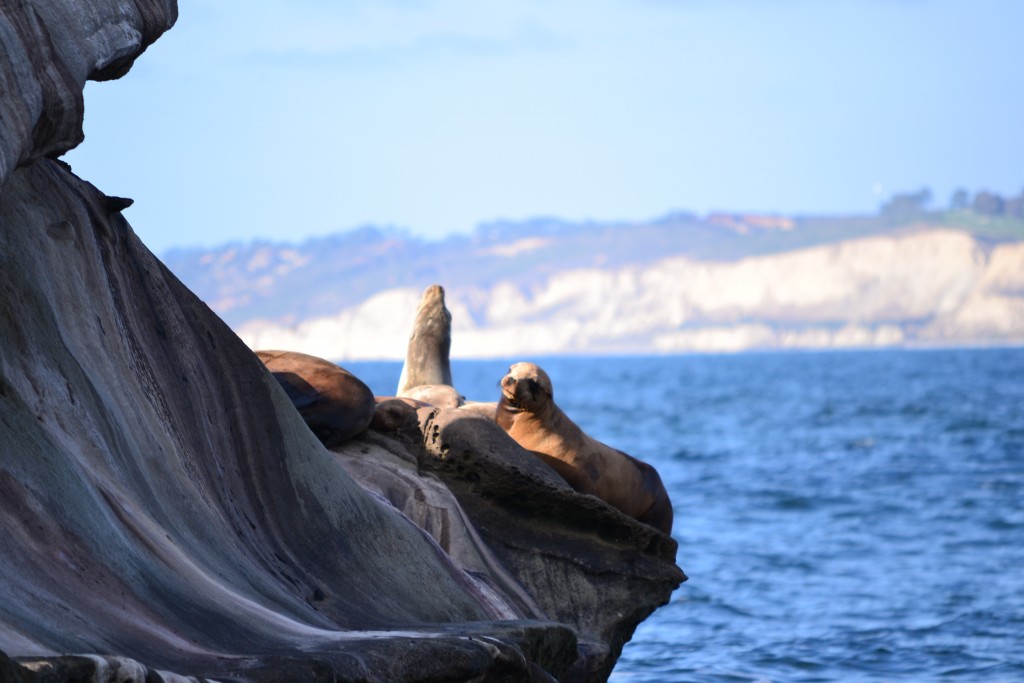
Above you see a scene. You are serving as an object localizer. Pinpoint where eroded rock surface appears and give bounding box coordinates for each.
[0,1,684,680]
[0,0,177,186]
[411,409,685,681]
[1,147,595,681]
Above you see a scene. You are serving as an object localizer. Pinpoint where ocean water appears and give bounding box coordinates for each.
[347,348,1024,682]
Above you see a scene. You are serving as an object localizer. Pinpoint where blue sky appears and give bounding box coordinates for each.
[65,0,1024,255]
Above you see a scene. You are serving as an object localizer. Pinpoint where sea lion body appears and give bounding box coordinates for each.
[256,350,375,447]
[397,285,452,396]
[370,396,430,433]
[394,285,498,415]
[457,401,498,420]
[496,362,673,534]
[401,383,464,410]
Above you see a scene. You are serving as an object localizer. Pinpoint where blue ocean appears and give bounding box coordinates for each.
[347,348,1024,682]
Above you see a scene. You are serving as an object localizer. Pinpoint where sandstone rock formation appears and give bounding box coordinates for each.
[408,408,681,681]
[0,1,683,681]
[0,0,177,183]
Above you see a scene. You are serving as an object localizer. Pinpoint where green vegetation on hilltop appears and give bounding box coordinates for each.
[936,210,1024,241]
[161,185,1024,327]
[878,186,1024,240]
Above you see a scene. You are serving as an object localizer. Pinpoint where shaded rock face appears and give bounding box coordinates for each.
[408,409,685,682]
[0,1,684,680]
[1,157,583,680]
[0,0,177,184]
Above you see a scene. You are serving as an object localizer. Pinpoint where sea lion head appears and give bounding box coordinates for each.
[500,362,553,412]
[414,284,451,333]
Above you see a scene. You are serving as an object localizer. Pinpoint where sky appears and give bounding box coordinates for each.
[64,0,1024,255]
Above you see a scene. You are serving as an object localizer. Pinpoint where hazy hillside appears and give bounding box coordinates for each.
[161,209,1024,359]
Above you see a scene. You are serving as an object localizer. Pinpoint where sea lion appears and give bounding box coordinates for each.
[370,396,429,433]
[401,383,465,410]
[457,401,498,420]
[396,284,453,396]
[394,285,498,420]
[256,350,375,447]
[496,362,674,534]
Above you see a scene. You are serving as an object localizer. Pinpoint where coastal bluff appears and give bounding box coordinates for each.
[0,1,683,682]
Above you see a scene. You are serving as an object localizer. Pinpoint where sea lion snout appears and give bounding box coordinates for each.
[499,373,519,404]
[501,363,552,411]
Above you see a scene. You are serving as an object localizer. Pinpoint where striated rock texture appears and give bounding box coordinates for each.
[0,0,177,186]
[0,1,683,681]
[1,148,575,682]
[406,409,683,682]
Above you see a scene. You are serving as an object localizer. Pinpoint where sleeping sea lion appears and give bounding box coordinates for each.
[401,383,464,410]
[256,350,375,447]
[496,362,674,534]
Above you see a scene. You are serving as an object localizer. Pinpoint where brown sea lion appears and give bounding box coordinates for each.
[401,383,465,410]
[396,284,452,396]
[370,396,429,433]
[496,362,674,534]
[394,285,498,421]
[457,401,498,420]
[256,350,375,447]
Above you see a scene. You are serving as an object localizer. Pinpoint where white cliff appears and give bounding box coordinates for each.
[236,229,1024,359]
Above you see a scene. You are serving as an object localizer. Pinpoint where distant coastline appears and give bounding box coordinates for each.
[164,197,1024,359]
